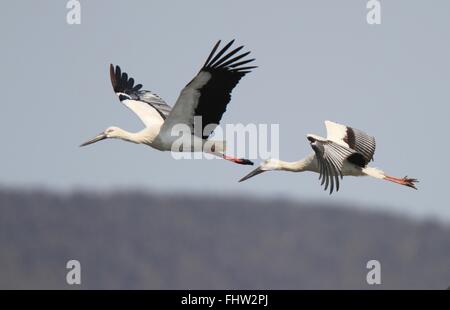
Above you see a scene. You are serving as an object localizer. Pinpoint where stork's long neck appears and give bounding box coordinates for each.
[114,126,161,146]
[115,128,148,144]
[278,154,317,172]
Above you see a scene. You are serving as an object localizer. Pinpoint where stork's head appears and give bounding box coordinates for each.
[238,158,281,182]
[80,126,122,147]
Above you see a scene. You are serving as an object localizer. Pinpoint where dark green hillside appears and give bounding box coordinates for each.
[0,189,448,289]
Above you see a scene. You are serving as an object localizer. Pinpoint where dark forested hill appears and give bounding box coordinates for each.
[0,189,449,289]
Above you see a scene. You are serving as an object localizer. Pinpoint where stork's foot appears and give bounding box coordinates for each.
[223,155,254,166]
[384,175,419,190]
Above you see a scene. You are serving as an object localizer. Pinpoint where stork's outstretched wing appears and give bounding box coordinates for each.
[307,135,364,194]
[161,40,257,139]
[110,64,172,127]
[324,120,376,165]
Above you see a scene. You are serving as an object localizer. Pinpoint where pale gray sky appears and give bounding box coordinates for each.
[1,1,449,221]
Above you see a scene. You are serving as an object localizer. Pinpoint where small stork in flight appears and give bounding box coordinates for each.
[239,121,418,194]
[80,40,256,165]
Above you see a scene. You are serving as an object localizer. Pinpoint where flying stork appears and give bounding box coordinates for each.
[80,40,256,165]
[239,120,418,194]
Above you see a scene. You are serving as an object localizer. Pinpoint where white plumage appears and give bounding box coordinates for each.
[81,40,257,166]
[239,120,418,194]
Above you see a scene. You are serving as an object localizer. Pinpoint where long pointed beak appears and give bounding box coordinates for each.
[80,133,107,147]
[239,166,265,182]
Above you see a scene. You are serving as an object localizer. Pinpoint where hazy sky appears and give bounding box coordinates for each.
[1,1,449,221]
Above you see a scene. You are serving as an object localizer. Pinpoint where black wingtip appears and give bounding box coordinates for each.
[203,40,222,68]
[109,64,143,94]
[109,64,117,91]
[207,40,236,68]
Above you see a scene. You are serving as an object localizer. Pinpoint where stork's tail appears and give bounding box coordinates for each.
[222,154,254,166]
[384,175,419,190]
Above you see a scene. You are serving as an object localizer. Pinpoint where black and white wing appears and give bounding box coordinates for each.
[110,64,172,127]
[325,120,376,165]
[161,40,257,139]
[307,135,361,194]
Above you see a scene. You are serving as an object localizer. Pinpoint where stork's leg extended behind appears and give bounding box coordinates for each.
[204,140,253,165]
[222,154,254,165]
[207,151,253,165]
[384,175,418,189]
[362,167,418,190]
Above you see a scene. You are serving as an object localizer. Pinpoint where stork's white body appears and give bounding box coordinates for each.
[239,121,417,194]
[111,124,214,153]
[81,40,256,165]
[257,153,383,178]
